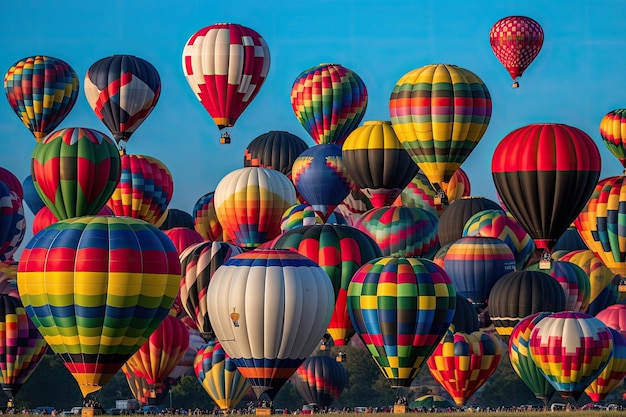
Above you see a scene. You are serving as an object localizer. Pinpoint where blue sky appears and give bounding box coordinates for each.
[2,0,626,251]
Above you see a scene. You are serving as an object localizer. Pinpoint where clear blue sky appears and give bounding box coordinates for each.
[1,0,625,253]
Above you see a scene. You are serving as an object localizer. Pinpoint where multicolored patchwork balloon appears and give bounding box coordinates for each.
[398,169,471,217]
[462,209,535,270]
[4,56,79,141]
[347,257,456,387]
[192,192,224,241]
[427,329,502,406]
[292,144,353,222]
[84,55,161,150]
[17,216,181,397]
[292,354,348,408]
[585,327,626,402]
[488,271,566,338]
[600,109,626,167]
[214,167,297,248]
[438,197,502,247]
[272,224,382,346]
[291,63,368,146]
[194,339,251,411]
[529,311,614,401]
[0,294,47,398]
[207,249,335,400]
[443,236,516,309]
[389,64,491,198]
[179,241,244,340]
[121,364,174,406]
[106,153,174,225]
[342,121,418,207]
[489,16,544,88]
[0,182,25,262]
[280,204,323,233]
[182,23,270,141]
[31,127,121,221]
[525,260,590,312]
[353,206,439,258]
[508,312,555,405]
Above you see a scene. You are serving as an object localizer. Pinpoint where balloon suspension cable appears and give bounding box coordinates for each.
[220,129,231,144]
[431,183,449,206]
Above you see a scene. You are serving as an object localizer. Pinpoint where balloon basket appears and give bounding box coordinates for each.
[255,408,272,416]
[393,405,407,414]
[82,407,102,417]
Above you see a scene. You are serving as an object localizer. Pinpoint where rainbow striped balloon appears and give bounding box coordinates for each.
[17,216,180,397]
[347,257,456,387]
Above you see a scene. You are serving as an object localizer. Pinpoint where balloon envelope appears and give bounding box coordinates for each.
[292,355,347,408]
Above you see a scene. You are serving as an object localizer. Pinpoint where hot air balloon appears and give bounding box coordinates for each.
[292,355,347,408]
[451,294,480,334]
[244,131,309,179]
[290,63,367,146]
[22,175,45,216]
[443,236,516,310]
[557,250,619,315]
[32,205,113,236]
[584,327,626,403]
[438,197,501,247]
[525,260,590,313]
[272,224,383,346]
[4,56,79,141]
[347,257,456,387]
[488,270,566,338]
[0,183,26,262]
[427,329,502,407]
[159,209,194,231]
[192,192,224,241]
[553,226,588,253]
[84,55,161,151]
[121,364,174,406]
[596,304,626,336]
[182,23,270,144]
[398,169,471,217]
[492,123,601,256]
[106,153,174,225]
[529,312,614,401]
[214,167,296,248]
[207,249,335,400]
[336,186,374,225]
[169,327,205,380]
[31,127,122,221]
[17,216,181,397]
[0,294,47,398]
[600,108,626,168]
[489,16,544,88]
[179,241,244,340]
[389,64,491,204]
[575,175,626,276]
[291,144,353,222]
[280,204,324,232]
[163,227,205,255]
[462,209,535,270]
[124,315,189,390]
[194,339,251,411]
[409,395,455,410]
[342,121,418,207]
[508,312,555,406]
[0,168,23,202]
[353,206,439,258]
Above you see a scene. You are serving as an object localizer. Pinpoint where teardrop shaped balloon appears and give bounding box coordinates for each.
[207,249,335,400]
[347,257,456,387]
[0,294,47,398]
[492,123,601,254]
[529,311,613,401]
[389,64,491,199]
[489,16,544,88]
[342,121,418,207]
[291,63,368,146]
[292,355,347,408]
[84,55,161,150]
[194,339,251,411]
[182,23,270,142]
[31,127,122,221]
[427,329,502,406]
[17,216,181,397]
[4,56,79,141]
[508,312,555,405]
[599,109,626,168]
